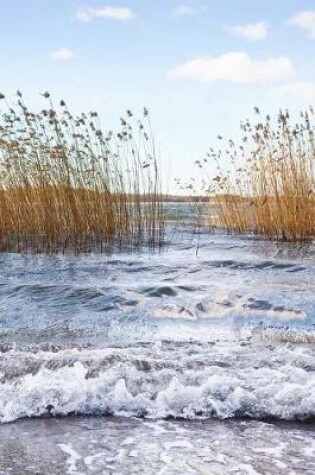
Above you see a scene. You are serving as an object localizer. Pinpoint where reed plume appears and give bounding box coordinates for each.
[199,107,315,241]
[0,92,164,252]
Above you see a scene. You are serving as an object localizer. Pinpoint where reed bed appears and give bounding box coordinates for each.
[0,92,164,252]
[197,107,315,241]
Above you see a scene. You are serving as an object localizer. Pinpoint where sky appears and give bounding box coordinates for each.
[1,0,315,192]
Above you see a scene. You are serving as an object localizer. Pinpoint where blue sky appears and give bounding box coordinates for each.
[1,0,315,192]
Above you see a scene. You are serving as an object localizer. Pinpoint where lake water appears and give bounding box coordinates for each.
[0,223,315,474]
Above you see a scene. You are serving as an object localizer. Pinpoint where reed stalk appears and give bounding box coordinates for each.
[0,92,165,252]
[198,108,315,241]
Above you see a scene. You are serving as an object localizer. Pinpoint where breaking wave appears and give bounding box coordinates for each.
[1,338,315,423]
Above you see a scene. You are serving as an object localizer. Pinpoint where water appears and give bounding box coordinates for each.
[0,225,315,473]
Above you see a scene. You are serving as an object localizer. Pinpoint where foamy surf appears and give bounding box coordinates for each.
[1,337,314,423]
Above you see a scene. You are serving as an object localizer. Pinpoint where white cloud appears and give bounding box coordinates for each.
[277,81,315,101]
[227,21,269,41]
[173,5,195,16]
[169,52,296,84]
[50,48,74,61]
[289,11,315,38]
[76,6,134,22]
[172,4,207,17]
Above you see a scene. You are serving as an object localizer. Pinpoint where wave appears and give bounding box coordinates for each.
[1,339,315,423]
[201,259,306,273]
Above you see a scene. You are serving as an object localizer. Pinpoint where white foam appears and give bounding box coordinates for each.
[58,443,83,475]
[0,340,315,423]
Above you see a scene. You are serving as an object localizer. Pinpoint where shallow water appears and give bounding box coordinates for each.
[1,417,315,475]
[0,227,315,473]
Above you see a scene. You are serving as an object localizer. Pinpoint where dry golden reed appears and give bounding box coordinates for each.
[197,107,315,241]
[0,92,164,252]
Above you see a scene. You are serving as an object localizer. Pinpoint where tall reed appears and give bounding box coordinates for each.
[0,92,164,252]
[198,108,315,241]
